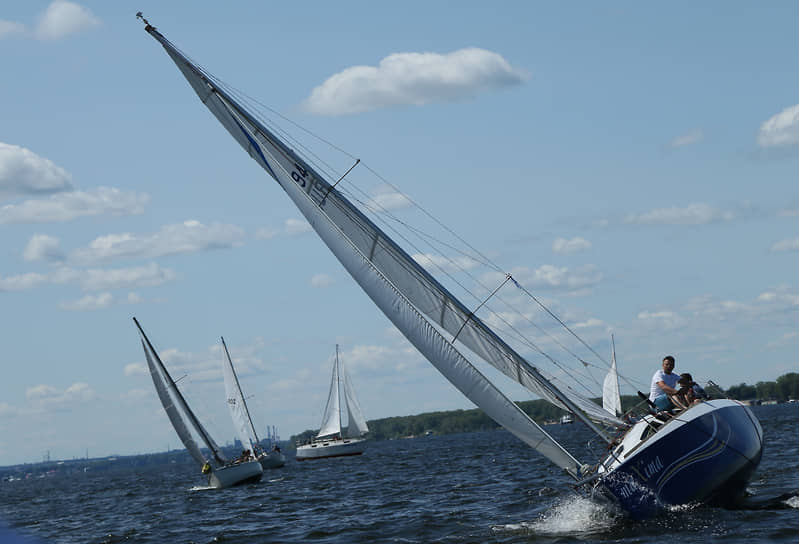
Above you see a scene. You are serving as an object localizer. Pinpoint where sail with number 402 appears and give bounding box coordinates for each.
[221,336,260,453]
[138,19,620,478]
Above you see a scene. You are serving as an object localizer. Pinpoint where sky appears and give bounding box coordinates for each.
[1,1,799,467]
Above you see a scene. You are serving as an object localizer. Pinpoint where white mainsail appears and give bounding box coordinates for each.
[317,351,342,438]
[135,317,227,466]
[221,337,260,452]
[141,21,610,476]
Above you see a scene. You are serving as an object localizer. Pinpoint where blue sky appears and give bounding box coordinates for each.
[2,1,799,466]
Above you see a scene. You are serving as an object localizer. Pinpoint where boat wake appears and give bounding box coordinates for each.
[492,495,622,536]
[733,490,799,510]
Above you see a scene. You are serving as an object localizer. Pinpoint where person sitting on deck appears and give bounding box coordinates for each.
[649,355,680,411]
[671,373,707,409]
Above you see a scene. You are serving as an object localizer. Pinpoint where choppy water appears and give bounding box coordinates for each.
[1,404,797,543]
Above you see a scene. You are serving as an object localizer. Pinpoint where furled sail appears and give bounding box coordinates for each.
[317,353,342,438]
[135,317,227,466]
[141,23,599,475]
[221,337,260,452]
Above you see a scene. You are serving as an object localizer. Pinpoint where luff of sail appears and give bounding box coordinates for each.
[221,337,260,452]
[141,24,587,475]
[134,317,228,466]
[140,23,621,435]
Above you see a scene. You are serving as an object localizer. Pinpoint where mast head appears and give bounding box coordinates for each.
[136,11,154,30]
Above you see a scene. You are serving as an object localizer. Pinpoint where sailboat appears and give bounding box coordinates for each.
[221,337,286,469]
[296,345,369,460]
[138,16,763,517]
[133,318,263,488]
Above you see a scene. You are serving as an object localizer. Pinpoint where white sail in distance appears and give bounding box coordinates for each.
[341,356,369,437]
[317,352,342,438]
[141,22,610,475]
[603,337,622,417]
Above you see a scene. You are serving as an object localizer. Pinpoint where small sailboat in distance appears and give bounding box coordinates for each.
[296,345,369,460]
[134,317,263,488]
[221,336,286,469]
[139,16,762,517]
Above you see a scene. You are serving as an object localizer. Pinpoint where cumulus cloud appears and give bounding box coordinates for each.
[0,187,149,224]
[58,292,114,311]
[511,264,602,291]
[34,1,100,40]
[0,263,177,292]
[67,220,244,264]
[255,217,311,239]
[23,234,65,262]
[413,252,482,273]
[552,236,591,254]
[26,382,97,410]
[0,142,73,201]
[624,203,735,226]
[365,186,411,212]
[669,128,703,148]
[302,47,529,116]
[770,237,799,252]
[310,273,333,287]
[758,104,799,148]
[636,310,684,329]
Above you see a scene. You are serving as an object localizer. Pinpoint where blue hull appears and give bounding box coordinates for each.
[597,400,763,518]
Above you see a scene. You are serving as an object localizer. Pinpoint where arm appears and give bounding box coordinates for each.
[656,380,679,396]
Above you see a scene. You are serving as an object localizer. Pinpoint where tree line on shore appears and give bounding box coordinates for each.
[290,372,799,443]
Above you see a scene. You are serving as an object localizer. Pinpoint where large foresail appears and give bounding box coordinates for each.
[134,318,228,466]
[340,356,369,438]
[221,337,259,451]
[317,352,342,438]
[141,23,621,434]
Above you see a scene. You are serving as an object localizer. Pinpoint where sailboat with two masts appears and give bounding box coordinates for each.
[134,318,263,488]
[221,337,286,469]
[138,15,762,517]
[296,345,369,460]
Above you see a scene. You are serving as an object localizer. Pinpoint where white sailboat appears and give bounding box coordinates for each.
[138,15,763,517]
[296,345,369,460]
[133,318,263,488]
[221,337,286,469]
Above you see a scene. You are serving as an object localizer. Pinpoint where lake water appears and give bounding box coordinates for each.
[1,404,797,543]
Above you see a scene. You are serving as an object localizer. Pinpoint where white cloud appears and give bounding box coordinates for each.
[636,310,683,329]
[0,263,177,293]
[552,236,591,254]
[758,104,799,148]
[669,128,703,148]
[58,292,114,311]
[770,237,799,252]
[310,273,334,288]
[255,217,311,239]
[0,142,73,201]
[68,220,244,264]
[366,186,411,212]
[124,363,147,377]
[511,264,602,291]
[302,48,529,116]
[34,1,100,41]
[0,20,26,39]
[26,382,97,410]
[413,252,481,273]
[23,234,65,262]
[0,187,149,224]
[624,203,735,226]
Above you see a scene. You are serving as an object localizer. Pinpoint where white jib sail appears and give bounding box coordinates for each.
[221,338,258,451]
[317,355,342,438]
[341,360,369,438]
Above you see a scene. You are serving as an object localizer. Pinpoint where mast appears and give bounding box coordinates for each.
[221,336,261,446]
[336,344,343,435]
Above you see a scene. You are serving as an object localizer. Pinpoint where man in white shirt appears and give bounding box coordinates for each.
[649,355,680,411]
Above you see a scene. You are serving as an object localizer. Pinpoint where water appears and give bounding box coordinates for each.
[1,404,797,543]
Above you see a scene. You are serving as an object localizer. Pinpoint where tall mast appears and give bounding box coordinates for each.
[221,336,261,445]
[336,344,343,435]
